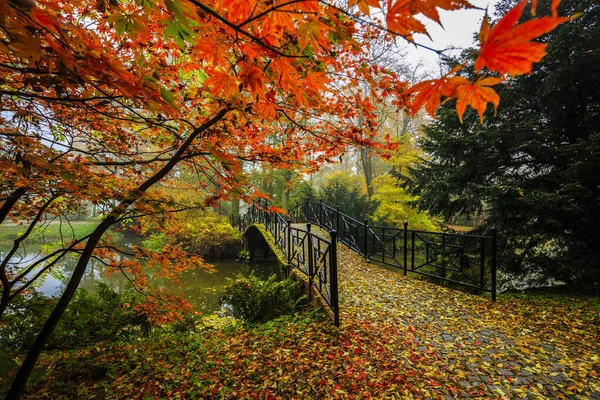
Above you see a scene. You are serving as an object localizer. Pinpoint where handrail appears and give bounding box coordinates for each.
[289,200,497,301]
[230,200,340,326]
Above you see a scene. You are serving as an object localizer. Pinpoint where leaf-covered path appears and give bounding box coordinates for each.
[337,245,600,399]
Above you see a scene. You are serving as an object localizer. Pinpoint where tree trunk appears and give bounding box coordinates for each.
[6,220,113,399]
[0,288,10,321]
[230,196,239,218]
[282,170,292,212]
[360,147,374,199]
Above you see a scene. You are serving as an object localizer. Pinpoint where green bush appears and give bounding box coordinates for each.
[218,273,306,322]
[0,284,148,353]
[142,232,168,252]
[170,211,242,259]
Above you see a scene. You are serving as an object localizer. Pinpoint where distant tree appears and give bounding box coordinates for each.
[372,134,436,231]
[319,172,375,219]
[410,0,600,284]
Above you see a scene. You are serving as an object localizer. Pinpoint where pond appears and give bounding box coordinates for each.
[0,233,281,315]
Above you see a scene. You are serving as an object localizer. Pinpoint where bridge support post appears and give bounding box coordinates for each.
[329,229,339,327]
[491,227,497,302]
[363,219,368,259]
[307,223,313,303]
[403,221,408,276]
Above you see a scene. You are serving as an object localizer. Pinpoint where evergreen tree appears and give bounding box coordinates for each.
[410,0,600,284]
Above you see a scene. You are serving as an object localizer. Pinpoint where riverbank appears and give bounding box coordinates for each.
[0,221,99,244]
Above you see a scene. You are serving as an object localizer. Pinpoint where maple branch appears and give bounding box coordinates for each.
[279,108,345,152]
[187,0,305,59]
[0,63,57,75]
[236,0,310,28]
[0,153,30,226]
[8,237,91,301]
[319,0,452,59]
[88,151,212,166]
[0,90,123,103]
[0,193,60,279]
[113,205,205,224]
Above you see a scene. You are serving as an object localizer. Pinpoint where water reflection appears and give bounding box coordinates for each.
[0,235,281,314]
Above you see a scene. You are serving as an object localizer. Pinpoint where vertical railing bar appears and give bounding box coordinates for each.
[307,223,313,303]
[442,233,446,279]
[491,227,497,301]
[479,238,485,291]
[287,219,292,263]
[382,227,385,264]
[411,231,415,271]
[392,230,396,261]
[403,221,408,276]
[363,219,368,259]
[329,230,339,327]
[319,198,323,227]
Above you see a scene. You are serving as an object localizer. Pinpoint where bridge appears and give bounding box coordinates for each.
[231,200,497,326]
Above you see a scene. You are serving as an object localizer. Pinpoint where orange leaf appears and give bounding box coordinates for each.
[475,0,569,76]
[408,78,450,117]
[531,0,538,15]
[551,0,560,16]
[226,0,257,24]
[240,66,264,96]
[386,4,427,40]
[407,65,464,117]
[253,100,278,119]
[386,0,473,38]
[454,77,503,123]
[205,71,239,97]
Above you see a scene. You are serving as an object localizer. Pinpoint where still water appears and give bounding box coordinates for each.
[0,234,281,315]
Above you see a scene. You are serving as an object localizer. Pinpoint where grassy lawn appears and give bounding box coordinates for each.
[0,221,99,244]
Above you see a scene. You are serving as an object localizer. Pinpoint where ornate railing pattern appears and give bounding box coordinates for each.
[231,201,340,326]
[290,200,497,300]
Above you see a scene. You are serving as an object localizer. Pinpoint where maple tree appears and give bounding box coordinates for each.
[0,0,570,396]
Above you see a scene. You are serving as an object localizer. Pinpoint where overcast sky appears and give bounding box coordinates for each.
[405,0,500,74]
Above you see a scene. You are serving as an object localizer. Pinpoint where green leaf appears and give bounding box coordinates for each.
[107,12,147,39]
[164,19,196,48]
[160,86,176,107]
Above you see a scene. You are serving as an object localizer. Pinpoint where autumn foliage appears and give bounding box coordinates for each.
[0,0,571,396]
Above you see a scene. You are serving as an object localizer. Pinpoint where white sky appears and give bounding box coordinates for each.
[404,0,500,75]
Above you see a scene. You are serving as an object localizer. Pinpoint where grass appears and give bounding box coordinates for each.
[0,221,99,244]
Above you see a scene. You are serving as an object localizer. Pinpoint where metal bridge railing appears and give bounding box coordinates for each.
[289,200,497,301]
[231,200,340,326]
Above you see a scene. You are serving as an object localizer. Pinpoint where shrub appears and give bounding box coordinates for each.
[218,273,305,322]
[169,210,242,259]
[0,284,148,353]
